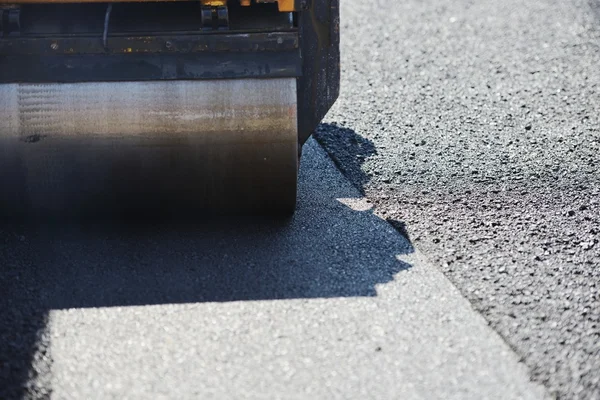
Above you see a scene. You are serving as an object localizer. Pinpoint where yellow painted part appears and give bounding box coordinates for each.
[200,0,226,5]
[276,0,294,12]
[236,0,296,11]
[197,0,297,12]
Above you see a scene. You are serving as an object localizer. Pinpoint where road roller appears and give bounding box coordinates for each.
[0,0,339,219]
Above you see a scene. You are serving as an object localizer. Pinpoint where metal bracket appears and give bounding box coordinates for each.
[200,5,229,31]
[0,6,21,37]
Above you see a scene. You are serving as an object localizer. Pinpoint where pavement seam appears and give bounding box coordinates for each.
[312,136,552,399]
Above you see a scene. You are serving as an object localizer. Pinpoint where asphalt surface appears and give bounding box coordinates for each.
[315,0,600,399]
[1,0,598,398]
[0,140,547,399]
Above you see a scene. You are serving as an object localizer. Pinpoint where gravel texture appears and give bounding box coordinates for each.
[0,141,546,399]
[315,0,600,399]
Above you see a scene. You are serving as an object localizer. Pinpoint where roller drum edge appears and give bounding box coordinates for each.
[0,78,299,220]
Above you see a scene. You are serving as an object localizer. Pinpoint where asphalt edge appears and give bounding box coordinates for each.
[311,134,553,400]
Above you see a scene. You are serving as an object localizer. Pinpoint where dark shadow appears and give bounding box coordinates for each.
[0,135,414,399]
[314,122,378,195]
[315,122,415,244]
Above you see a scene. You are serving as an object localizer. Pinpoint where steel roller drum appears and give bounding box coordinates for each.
[0,78,298,219]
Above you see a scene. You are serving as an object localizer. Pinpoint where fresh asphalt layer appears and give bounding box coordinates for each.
[0,140,546,399]
[315,0,600,399]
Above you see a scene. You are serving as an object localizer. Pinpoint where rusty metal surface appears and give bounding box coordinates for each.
[0,78,298,218]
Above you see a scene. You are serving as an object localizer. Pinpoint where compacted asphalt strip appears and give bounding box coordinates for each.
[0,140,546,399]
[315,0,600,398]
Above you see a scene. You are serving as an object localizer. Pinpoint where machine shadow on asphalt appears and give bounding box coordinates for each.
[0,133,414,398]
[315,123,377,193]
[315,123,415,245]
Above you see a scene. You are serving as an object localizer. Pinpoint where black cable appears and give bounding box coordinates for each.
[103,4,113,49]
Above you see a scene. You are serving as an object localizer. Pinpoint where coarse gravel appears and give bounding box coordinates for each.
[0,141,547,399]
[315,0,600,399]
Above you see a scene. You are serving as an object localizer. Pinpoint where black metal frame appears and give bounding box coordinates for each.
[296,0,339,144]
[0,0,340,145]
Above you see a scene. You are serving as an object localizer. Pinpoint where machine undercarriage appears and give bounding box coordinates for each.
[0,0,340,218]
